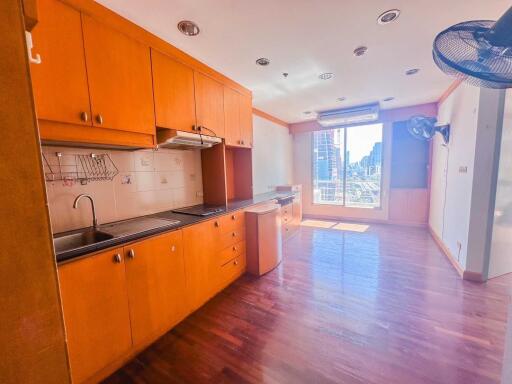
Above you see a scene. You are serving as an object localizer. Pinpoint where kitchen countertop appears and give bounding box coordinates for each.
[55,191,295,264]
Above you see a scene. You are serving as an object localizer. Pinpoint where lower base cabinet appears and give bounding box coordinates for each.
[124,230,188,347]
[58,210,247,383]
[58,247,132,384]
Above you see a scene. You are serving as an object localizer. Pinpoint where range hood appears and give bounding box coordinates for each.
[157,129,222,149]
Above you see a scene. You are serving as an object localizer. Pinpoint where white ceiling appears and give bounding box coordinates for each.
[96,0,510,123]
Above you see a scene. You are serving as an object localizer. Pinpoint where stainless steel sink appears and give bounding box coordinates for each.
[54,230,114,254]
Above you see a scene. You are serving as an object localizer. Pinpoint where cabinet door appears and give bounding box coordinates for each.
[194,71,225,138]
[82,15,155,135]
[182,218,220,311]
[124,231,188,346]
[223,86,240,146]
[30,0,91,126]
[58,248,132,384]
[239,93,253,148]
[152,49,196,132]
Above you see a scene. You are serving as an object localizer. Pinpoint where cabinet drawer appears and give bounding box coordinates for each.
[218,254,246,287]
[219,240,245,266]
[220,211,245,232]
[218,228,245,250]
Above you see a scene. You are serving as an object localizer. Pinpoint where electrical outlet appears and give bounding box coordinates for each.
[459,166,468,173]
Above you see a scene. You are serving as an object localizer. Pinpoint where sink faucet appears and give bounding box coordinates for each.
[73,194,98,229]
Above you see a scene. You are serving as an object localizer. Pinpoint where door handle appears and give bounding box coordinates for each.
[95,114,103,125]
[127,249,135,259]
[113,253,122,263]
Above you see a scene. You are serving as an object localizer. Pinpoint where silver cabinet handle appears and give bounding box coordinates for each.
[128,249,135,259]
[234,260,239,266]
[214,221,220,227]
[171,245,176,252]
[113,253,122,263]
[232,232,236,237]
[95,114,103,125]
[80,111,89,122]
[232,246,237,251]
[231,215,236,220]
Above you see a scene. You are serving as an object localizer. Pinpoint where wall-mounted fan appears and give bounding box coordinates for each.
[407,115,450,144]
[433,7,512,88]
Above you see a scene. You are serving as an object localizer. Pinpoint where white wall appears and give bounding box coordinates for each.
[489,90,512,278]
[430,84,480,269]
[429,84,505,277]
[252,115,293,194]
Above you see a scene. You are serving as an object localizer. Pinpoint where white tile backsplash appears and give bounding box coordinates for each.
[44,146,203,233]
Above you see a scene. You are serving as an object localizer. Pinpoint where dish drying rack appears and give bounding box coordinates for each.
[42,152,119,184]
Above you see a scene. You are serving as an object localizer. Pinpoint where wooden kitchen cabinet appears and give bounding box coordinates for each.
[30,0,92,126]
[82,15,155,135]
[58,248,132,384]
[223,86,240,146]
[182,218,221,311]
[151,49,197,133]
[239,93,253,148]
[124,230,188,347]
[194,71,225,138]
[223,86,253,148]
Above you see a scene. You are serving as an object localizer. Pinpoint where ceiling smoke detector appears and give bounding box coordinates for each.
[337,97,347,102]
[319,72,334,80]
[256,58,270,66]
[177,20,200,36]
[383,97,395,102]
[377,9,401,25]
[353,46,368,57]
[406,68,420,75]
[303,111,313,115]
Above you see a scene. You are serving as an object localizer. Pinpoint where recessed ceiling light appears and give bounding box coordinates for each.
[406,68,420,75]
[319,72,334,80]
[337,97,347,102]
[383,97,395,102]
[377,9,401,25]
[256,57,270,66]
[177,20,200,36]
[353,46,368,57]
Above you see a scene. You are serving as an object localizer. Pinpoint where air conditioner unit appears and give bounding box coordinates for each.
[317,103,380,127]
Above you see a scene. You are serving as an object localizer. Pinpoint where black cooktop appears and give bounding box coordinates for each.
[171,205,226,217]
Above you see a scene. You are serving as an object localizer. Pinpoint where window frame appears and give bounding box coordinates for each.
[311,123,385,210]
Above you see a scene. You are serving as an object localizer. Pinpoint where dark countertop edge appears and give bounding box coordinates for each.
[55,191,294,265]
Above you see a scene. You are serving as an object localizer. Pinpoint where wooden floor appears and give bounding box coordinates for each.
[103,221,512,384]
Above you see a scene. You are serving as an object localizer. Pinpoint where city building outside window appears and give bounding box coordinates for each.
[312,123,383,208]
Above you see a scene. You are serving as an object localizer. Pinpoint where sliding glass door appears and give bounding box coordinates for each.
[313,123,383,208]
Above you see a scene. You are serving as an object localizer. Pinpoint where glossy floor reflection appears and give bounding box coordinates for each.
[103,223,512,384]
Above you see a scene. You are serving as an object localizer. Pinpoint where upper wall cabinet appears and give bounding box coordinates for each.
[223,87,253,148]
[195,72,225,138]
[240,93,253,148]
[223,86,240,146]
[82,15,155,135]
[151,49,197,133]
[31,0,91,126]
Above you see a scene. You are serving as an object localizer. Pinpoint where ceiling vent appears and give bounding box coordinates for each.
[256,58,270,66]
[317,103,380,127]
[378,9,401,25]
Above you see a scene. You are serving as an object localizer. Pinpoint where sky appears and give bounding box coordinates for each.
[345,123,382,163]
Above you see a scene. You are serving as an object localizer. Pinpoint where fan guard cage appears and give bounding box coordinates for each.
[433,20,512,89]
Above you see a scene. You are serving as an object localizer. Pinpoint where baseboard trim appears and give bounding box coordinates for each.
[428,225,464,278]
[462,271,485,283]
